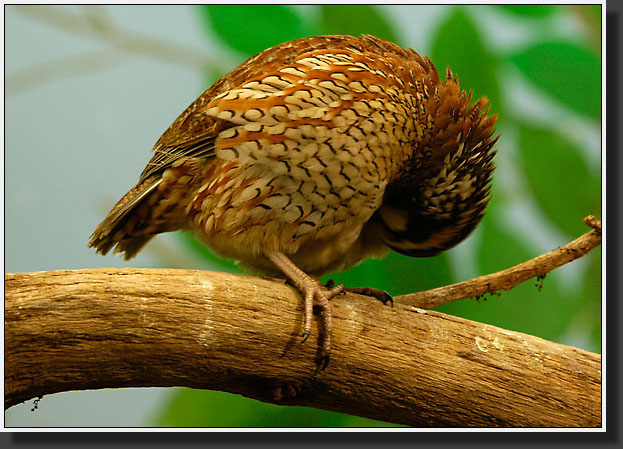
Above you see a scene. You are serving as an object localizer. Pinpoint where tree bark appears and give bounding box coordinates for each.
[4,268,601,427]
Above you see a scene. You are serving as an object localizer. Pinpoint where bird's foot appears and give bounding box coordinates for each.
[299,278,345,370]
[265,251,345,369]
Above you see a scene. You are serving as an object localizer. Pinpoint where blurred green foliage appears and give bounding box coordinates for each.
[158,4,602,428]
[494,5,563,18]
[158,389,402,428]
[431,7,502,115]
[510,41,601,119]
[517,123,601,238]
[318,5,399,43]
[200,5,314,56]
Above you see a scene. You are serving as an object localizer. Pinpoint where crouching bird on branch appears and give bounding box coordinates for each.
[89,34,499,368]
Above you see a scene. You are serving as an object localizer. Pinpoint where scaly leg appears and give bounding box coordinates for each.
[265,250,344,368]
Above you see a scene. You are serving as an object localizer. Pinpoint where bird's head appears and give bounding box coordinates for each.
[374,68,499,257]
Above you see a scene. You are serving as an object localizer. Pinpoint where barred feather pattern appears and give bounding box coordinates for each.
[90,34,498,277]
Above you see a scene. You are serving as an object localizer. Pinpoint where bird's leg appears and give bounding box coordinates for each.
[264,250,344,368]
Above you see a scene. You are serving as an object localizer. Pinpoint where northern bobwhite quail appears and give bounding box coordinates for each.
[89,34,498,368]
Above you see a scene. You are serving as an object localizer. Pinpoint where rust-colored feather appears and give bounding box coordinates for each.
[89,34,499,367]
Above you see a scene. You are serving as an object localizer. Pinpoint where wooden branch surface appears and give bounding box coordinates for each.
[5,268,601,427]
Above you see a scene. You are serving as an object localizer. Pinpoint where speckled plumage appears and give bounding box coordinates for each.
[90,35,498,367]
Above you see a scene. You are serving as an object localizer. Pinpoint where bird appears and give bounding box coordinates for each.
[89,34,498,368]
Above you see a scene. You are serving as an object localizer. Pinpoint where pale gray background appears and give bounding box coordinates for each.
[4,5,598,427]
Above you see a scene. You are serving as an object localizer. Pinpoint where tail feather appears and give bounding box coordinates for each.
[89,177,162,258]
[113,235,155,260]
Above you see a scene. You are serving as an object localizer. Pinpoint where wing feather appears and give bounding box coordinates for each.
[137,36,378,182]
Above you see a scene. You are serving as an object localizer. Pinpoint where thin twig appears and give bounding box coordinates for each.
[6,48,128,94]
[396,215,602,309]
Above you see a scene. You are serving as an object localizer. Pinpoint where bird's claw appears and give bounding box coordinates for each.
[296,280,344,369]
[301,329,310,344]
[316,352,330,371]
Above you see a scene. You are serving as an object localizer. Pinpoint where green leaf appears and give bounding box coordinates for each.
[477,213,534,276]
[431,7,503,115]
[322,252,452,298]
[509,41,601,119]
[493,5,563,18]
[384,252,453,294]
[155,389,401,427]
[517,123,601,238]
[318,5,399,43]
[199,5,314,56]
[321,257,391,294]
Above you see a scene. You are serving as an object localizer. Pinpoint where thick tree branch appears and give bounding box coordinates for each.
[5,265,600,427]
[397,215,602,308]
